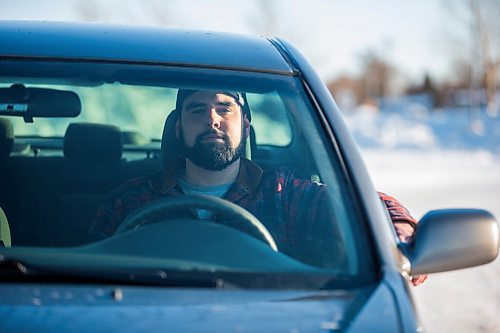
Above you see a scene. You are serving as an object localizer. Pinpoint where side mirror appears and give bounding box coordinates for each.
[407,209,499,276]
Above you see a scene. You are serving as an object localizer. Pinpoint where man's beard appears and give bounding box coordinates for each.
[181,128,246,171]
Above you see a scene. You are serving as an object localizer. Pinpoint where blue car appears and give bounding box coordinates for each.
[0,21,498,332]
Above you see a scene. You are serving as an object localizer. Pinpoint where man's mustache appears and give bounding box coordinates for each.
[196,129,227,142]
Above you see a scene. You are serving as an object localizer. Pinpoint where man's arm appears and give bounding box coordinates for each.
[89,176,155,238]
[378,192,427,286]
[378,192,417,242]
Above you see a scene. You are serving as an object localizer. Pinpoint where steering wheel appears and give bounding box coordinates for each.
[114,195,278,251]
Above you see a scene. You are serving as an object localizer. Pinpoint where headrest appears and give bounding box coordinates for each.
[64,123,123,163]
[160,110,184,168]
[0,118,14,158]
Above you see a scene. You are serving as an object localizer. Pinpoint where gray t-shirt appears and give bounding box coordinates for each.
[176,176,233,219]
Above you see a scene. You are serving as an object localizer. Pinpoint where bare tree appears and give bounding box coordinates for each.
[74,0,174,26]
[357,50,396,101]
[246,0,280,36]
[76,0,103,22]
[445,0,499,116]
[470,0,499,116]
[138,0,176,27]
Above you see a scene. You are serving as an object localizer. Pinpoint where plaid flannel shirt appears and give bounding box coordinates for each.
[90,158,417,255]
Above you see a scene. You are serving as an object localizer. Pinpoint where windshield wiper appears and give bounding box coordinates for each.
[0,257,40,277]
[93,268,239,289]
[0,257,89,284]
[0,258,236,288]
[0,256,355,290]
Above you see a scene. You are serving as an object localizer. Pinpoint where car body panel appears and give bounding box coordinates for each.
[0,283,401,333]
[0,21,294,74]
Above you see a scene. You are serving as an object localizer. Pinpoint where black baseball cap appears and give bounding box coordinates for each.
[175,89,251,122]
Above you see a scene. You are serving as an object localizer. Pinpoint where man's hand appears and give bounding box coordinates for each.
[394,221,428,286]
[410,274,428,286]
[393,221,414,243]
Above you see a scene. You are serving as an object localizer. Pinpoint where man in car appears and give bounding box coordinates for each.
[90,89,426,285]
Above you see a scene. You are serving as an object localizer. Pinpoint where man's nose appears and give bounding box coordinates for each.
[206,108,221,128]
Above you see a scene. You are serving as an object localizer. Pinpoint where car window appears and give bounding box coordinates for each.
[247,92,292,146]
[0,59,376,289]
[3,84,174,140]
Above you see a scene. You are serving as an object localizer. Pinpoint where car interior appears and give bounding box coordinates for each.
[0,84,320,249]
[0,117,156,247]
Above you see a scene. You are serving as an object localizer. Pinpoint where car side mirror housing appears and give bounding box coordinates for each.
[406,209,499,276]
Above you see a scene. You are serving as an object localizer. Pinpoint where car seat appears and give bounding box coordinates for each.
[0,118,14,247]
[160,110,183,168]
[0,206,11,247]
[0,118,14,159]
[56,122,125,246]
[0,118,13,247]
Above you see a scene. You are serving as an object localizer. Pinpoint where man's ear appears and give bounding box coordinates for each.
[243,116,250,138]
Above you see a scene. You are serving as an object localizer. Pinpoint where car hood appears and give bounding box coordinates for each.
[0,282,401,332]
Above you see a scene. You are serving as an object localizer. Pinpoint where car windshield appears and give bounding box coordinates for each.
[0,59,376,289]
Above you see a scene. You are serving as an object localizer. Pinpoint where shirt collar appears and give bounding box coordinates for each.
[149,157,263,194]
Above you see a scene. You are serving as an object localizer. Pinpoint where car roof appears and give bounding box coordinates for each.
[0,20,295,75]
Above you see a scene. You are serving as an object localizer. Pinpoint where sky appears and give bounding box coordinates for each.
[0,0,462,84]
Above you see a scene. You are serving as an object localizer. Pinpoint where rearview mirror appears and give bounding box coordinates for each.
[0,84,81,121]
[407,209,499,276]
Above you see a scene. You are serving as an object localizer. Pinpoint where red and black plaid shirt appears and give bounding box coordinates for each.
[90,158,417,258]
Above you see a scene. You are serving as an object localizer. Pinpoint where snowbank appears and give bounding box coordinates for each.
[344,106,500,154]
[343,106,500,332]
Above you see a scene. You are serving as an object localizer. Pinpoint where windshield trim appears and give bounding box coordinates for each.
[0,55,299,77]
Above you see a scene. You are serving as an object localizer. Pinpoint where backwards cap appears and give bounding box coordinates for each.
[175,89,251,122]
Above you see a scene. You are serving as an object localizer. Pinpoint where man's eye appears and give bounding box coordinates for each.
[217,108,231,114]
[191,108,205,115]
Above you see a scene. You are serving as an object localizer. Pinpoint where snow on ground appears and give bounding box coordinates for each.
[344,106,500,333]
[361,148,500,333]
